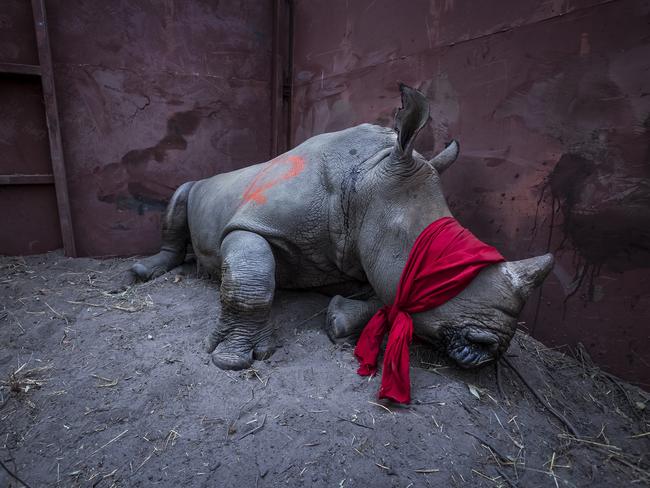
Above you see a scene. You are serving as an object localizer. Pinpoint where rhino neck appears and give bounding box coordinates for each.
[357,195,453,305]
[326,140,454,299]
[328,147,394,282]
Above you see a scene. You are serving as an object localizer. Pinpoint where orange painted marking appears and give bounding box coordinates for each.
[241,155,305,205]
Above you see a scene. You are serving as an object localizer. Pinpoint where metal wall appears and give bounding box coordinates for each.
[1,0,277,256]
[2,0,648,384]
[291,0,650,384]
[0,1,63,255]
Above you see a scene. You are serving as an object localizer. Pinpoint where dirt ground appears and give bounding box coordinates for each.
[0,251,648,488]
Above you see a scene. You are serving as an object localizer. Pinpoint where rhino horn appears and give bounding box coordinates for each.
[392,83,430,163]
[429,140,459,174]
[501,253,554,298]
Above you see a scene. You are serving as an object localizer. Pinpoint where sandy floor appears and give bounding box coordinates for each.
[0,251,648,487]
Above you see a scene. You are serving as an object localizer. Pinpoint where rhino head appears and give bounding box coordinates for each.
[419,255,554,367]
[354,84,553,368]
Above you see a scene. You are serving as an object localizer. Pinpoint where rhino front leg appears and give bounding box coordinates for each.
[206,230,276,370]
[325,295,383,343]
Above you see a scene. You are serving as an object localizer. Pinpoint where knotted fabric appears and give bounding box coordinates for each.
[354,217,505,404]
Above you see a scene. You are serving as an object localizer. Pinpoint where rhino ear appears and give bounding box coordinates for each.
[392,83,430,163]
[501,253,554,299]
[429,140,459,174]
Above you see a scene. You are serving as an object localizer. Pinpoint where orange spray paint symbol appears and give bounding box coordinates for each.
[241,155,305,205]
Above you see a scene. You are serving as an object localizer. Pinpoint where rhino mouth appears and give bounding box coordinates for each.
[447,328,501,368]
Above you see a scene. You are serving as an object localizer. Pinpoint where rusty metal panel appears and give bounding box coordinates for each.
[0,1,61,256]
[292,0,608,94]
[0,185,62,254]
[0,76,51,175]
[0,0,40,65]
[42,0,274,257]
[291,0,650,384]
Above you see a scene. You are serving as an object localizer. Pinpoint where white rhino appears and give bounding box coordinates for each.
[132,84,553,372]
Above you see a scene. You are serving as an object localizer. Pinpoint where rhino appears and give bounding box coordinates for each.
[132,84,553,373]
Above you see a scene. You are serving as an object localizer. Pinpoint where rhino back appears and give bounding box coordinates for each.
[188,123,396,286]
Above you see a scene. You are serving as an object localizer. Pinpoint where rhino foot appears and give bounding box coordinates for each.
[325,295,382,344]
[208,329,276,370]
[131,250,184,282]
[131,262,161,281]
[325,296,359,344]
[251,334,275,360]
[211,346,255,370]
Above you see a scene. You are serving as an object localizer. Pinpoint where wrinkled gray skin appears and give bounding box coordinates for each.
[132,85,553,372]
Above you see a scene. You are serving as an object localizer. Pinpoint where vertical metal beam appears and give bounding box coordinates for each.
[271,0,294,156]
[270,0,282,157]
[31,0,76,257]
[285,0,294,151]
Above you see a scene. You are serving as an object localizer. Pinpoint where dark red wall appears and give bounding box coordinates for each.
[1,0,275,256]
[291,0,650,385]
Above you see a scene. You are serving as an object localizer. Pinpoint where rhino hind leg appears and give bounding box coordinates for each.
[131,181,195,281]
[325,295,382,344]
[207,230,276,370]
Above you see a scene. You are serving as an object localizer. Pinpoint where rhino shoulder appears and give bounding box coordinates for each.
[340,122,395,143]
[298,123,395,164]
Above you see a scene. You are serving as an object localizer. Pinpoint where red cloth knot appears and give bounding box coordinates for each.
[354,217,505,404]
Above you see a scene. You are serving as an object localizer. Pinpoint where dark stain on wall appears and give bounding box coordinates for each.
[549,153,650,272]
[122,110,202,166]
[96,110,203,214]
[544,151,650,304]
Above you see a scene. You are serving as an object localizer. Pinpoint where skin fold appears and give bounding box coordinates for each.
[132,84,554,371]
